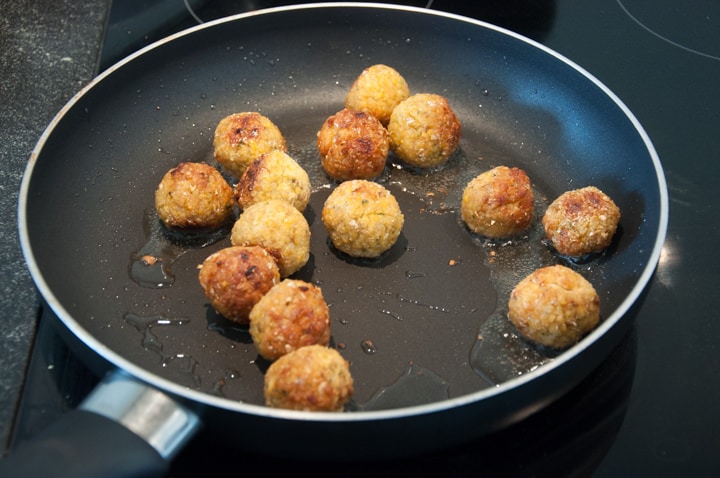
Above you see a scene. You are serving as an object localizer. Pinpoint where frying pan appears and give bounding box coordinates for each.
[5,3,667,476]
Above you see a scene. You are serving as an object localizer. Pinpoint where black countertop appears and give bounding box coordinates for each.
[2,0,719,475]
[0,0,109,447]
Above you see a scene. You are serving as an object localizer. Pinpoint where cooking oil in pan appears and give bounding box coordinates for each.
[123,312,200,388]
[129,208,230,288]
[359,363,450,411]
[466,208,560,385]
[122,129,602,407]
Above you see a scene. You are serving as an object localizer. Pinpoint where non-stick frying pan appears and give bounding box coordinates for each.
[5,3,667,477]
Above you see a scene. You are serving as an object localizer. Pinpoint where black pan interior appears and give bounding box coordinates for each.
[23,5,663,411]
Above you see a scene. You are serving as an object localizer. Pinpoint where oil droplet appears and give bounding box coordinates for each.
[161,353,200,388]
[212,368,241,397]
[206,316,252,344]
[397,294,450,313]
[124,313,190,353]
[378,308,402,321]
[468,196,563,383]
[125,313,201,388]
[405,270,426,279]
[129,208,230,288]
[360,363,449,410]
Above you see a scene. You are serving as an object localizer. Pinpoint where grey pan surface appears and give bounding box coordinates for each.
[19,3,667,459]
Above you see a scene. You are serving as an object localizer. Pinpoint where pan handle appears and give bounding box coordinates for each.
[0,370,201,478]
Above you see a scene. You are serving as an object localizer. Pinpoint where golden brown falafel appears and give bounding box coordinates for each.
[198,245,280,324]
[461,166,534,238]
[387,93,461,168]
[317,108,390,181]
[249,279,331,361]
[542,186,621,257]
[213,112,286,178]
[231,199,311,277]
[344,64,410,126]
[154,162,234,229]
[508,265,600,349]
[264,345,354,412]
[321,180,404,258]
[235,150,311,212]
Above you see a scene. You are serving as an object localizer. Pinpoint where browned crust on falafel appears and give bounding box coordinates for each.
[542,186,621,257]
[213,112,286,178]
[461,165,534,238]
[154,162,234,229]
[198,245,280,324]
[249,279,331,361]
[234,150,311,212]
[317,108,389,181]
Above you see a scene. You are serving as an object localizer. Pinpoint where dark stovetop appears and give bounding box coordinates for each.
[7,1,720,476]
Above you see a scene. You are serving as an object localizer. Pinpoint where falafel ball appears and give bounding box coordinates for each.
[508,265,600,349]
[213,112,286,178]
[198,245,280,324]
[317,108,390,181]
[460,166,534,238]
[235,150,311,212]
[264,345,354,412]
[542,186,621,257]
[387,93,461,168]
[231,199,311,277]
[321,179,404,258]
[344,64,410,126]
[249,279,331,361]
[154,162,234,229]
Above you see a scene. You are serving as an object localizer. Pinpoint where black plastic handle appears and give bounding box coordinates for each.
[0,409,169,478]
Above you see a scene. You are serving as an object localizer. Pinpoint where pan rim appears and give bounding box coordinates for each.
[18,2,669,423]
